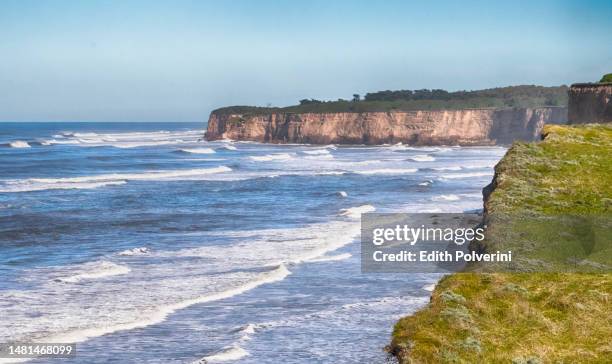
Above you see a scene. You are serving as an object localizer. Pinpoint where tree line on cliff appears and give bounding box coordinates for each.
[213,85,568,115]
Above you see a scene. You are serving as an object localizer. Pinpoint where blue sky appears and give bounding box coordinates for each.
[0,0,611,122]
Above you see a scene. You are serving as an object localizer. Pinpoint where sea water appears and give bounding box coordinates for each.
[0,122,506,363]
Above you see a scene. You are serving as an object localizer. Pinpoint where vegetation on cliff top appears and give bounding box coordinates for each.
[389,124,612,363]
[212,85,568,115]
[486,124,612,215]
[599,73,612,83]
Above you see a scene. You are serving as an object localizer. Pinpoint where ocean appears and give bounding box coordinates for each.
[0,122,506,363]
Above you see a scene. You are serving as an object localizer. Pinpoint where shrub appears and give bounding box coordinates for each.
[599,73,612,83]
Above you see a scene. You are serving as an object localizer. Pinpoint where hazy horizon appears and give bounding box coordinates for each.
[1,0,611,122]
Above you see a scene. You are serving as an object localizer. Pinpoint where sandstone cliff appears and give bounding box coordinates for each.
[206,107,567,145]
[568,83,612,123]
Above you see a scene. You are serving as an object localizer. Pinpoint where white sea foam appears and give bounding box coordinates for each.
[0,167,231,193]
[9,141,30,148]
[175,220,360,266]
[222,145,237,151]
[118,247,149,256]
[409,154,436,162]
[339,205,376,218]
[180,148,216,154]
[239,323,257,336]
[6,213,362,345]
[41,129,203,148]
[432,194,460,201]
[249,153,294,162]
[315,171,345,176]
[40,139,81,145]
[0,180,127,193]
[249,295,429,340]
[356,168,417,175]
[182,158,227,162]
[418,179,434,186]
[388,143,417,151]
[422,283,437,292]
[102,140,179,148]
[462,163,496,169]
[349,160,384,166]
[308,253,352,262]
[304,153,334,160]
[57,261,130,283]
[440,172,492,179]
[197,345,250,363]
[302,149,331,155]
[432,166,462,171]
[337,191,348,198]
[39,264,291,344]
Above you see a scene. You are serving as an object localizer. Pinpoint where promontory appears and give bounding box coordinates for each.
[205,86,569,145]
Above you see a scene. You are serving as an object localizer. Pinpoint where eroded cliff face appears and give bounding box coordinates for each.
[206,107,567,145]
[568,83,612,124]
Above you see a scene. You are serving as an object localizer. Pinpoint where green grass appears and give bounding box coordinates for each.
[388,124,612,363]
[390,273,611,363]
[486,124,612,215]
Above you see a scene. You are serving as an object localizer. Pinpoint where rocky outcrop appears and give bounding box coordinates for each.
[568,83,612,124]
[206,107,567,145]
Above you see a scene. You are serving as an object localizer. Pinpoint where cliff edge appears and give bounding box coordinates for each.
[388,124,612,363]
[206,107,567,145]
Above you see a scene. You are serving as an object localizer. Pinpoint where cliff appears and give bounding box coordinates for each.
[206,107,567,145]
[568,83,612,123]
[388,124,612,363]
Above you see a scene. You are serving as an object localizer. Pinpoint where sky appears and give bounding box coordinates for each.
[0,0,611,122]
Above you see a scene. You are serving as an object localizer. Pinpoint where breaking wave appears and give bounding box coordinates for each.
[302,149,331,155]
[432,194,460,201]
[179,148,216,154]
[118,247,150,256]
[422,283,436,292]
[308,253,352,262]
[339,205,376,218]
[0,180,127,193]
[195,345,249,363]
[41,264,291,344]
[40,130,203,148]
[56,261,131,283]
[9,141,31,148]
[0,166,232,193]
[432,166,462,171]
[355,168,417,175]
[249,153,294,162]
[388,143,418,151]
[408,154,435,162]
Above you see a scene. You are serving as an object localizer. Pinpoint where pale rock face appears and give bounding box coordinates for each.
[568,84,612,124]
[206,107,567,145]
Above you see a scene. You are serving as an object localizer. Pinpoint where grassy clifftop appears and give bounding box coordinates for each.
[389,124,612,363]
